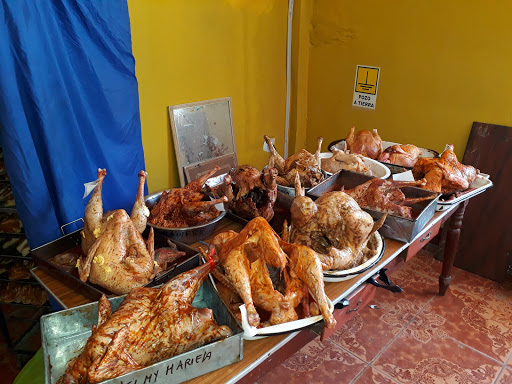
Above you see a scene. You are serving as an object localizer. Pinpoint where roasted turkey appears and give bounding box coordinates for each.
[210,217,335,329]
[148,165,228,228]
[79,169,186,295]
[264,135,324,188]
[344,178,437,219]
[412,145,479,194]
[289,174,385,271]
[321,148,371,175]
[58,260,232,384]
[377,144,422,167]
[209,165,278,221]
[345,126,383,159]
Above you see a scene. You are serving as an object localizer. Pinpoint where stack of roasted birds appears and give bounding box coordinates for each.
[58,260,232,384]
[264,135,324,188]
[208,165,278,221]
[78,169,187,295]
[148,165,227,228]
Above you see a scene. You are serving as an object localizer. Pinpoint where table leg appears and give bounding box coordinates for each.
[439,200,468,296]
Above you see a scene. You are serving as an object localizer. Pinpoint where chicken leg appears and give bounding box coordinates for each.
[185,165,220,192]
[82,169,107,255]
[130,170,148,234]
[264,135,286,174]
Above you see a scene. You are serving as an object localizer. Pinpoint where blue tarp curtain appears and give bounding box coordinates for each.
[0,0,146,248]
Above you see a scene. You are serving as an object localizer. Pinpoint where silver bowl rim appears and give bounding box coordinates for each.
[144,190,227,232]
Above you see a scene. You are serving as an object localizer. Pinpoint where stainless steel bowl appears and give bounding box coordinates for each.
[145,191,226,244]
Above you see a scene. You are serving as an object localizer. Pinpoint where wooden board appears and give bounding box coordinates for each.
[456,122,512,281]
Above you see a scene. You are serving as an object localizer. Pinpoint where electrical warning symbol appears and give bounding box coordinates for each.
[355,66,379,95]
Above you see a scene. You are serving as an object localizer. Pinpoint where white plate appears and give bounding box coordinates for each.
[320,152,390,179]
[323,232,385,282]
[436,174,493,211]
[239,297,334,340]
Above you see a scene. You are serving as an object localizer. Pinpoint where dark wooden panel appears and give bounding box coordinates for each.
[455,122,512,281]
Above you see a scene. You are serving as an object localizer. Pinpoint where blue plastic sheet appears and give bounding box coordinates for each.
[0,0,146,247]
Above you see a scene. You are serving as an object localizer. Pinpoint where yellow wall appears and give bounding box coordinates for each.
[305,0,512,159]
[128,0,287,193]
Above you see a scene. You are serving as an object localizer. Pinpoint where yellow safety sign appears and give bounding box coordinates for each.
[355,66,379,95]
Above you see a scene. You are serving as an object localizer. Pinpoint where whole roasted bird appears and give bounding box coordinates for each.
[209,165,278,221]
[210,217,335,329]
[79,169,186,295]
[289,174,385,271]
[148,165,228,228]
[58,260,232,384]
[321,148,371,175]
[412,144,479,194]
[377,144,422,167]
[344,178,437,219]
[264,135,324,188]
[345,126,383,160]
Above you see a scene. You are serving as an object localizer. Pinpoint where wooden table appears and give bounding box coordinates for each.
[32,202,465,384]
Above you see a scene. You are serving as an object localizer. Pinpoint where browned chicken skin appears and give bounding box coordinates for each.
[209,165,278,221]
[148,165,228,228]
[58,261,232,384]
[377,144,422,167]
[211,217,335,329]
[290,175,385,271]
[264,135,324,188]
[344,178,437,219]
[345,127,383,160]
[79,169,186,295]
[412,145,479,194]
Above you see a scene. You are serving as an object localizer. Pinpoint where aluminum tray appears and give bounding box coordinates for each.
[41,278,243,384]
[307,170,440,243]
[436,174,493,211]
[31,229,200,301]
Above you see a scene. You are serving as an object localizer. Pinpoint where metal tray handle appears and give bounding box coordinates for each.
[60,218,84,235]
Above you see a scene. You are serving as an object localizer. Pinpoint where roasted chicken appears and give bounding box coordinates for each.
[264,135,324,188]
[79,169,186,295]
[148,165,228,228]
[344,178,437,219]
[290,174,385,271]
[209,165,278,221]
[321,148,371,175]
[412,145,479,194]
[378,144,422,167]
[345,126,383,159]
[210,217,335,329]
[58,260,232,384]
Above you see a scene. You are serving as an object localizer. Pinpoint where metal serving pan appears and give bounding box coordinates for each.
[145,191,227,244]
[41,278,243,384]
[307,170,440,243]
[31,229,199,301]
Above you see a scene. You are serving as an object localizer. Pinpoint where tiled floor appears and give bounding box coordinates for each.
[255,250,512,384]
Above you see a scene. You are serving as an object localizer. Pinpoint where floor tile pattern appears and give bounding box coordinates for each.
[255,250,512,384]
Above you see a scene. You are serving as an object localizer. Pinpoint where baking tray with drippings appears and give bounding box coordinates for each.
[31,229,200,301]
[307,170,440,243]
[41,277,244,384]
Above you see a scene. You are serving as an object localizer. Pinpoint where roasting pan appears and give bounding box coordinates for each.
[41,277,244,384]
[31,229,200,302]
[307,170,440,243]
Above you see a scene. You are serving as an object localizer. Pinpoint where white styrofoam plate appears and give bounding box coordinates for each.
[320,152,391,179]
[436,174,493,211]
[239,297,334,340]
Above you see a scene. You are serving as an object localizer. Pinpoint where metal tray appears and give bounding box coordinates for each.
[328,139,439,171]
[145,191,227,244]
[307,170,440,243]
[436,174,493,211]
[41,278,243,384]
[31,229,200,301]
